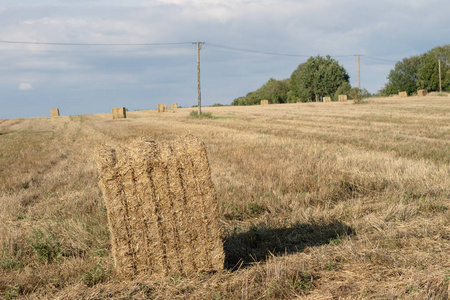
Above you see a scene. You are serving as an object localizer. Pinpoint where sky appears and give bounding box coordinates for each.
[0,0,449,119]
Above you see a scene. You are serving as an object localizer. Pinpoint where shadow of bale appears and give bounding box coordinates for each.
[223,221,355,270]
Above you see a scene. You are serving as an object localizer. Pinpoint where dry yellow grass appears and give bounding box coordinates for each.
[0,96,449,299]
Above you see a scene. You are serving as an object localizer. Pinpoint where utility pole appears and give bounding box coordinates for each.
[357,54,362,90]
[439,59,442,94]
[193,41,205,116]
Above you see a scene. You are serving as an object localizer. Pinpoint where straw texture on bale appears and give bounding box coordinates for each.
[170,103,178,110]
[323,97,331,102]
[418,89,427,97]
[157,104,167,112]
[112,107,126,119]
[96,136,224,279]
[50,108,60,117]
[260,100,269,105]
[399,91,408,98]
[338,95,348,102]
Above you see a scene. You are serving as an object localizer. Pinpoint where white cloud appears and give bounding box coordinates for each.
[19,82,33,90]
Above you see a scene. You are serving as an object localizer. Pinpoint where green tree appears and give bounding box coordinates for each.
[382,45,450,95]
[290,56,350,102]
[232,78,289,105]
[383,56,420,95]
[333,82,352,101]
[417,45,450,92]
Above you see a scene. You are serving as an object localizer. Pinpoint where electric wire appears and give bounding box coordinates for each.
[0,39,402,62]
[0,40,193,46]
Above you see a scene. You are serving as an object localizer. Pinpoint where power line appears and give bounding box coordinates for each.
[0,39,402,63]
[207,43,311,57]
[364,55,397,63]
[0,40,193,46]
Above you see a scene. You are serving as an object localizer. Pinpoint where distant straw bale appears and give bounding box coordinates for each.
[399,91,408,98]
[260,100,269,105]
[170,103,178,110]
[323,97,331,102]
[338,95,348,102]
[157,104,168,112]
[112,107,126,119]
[418,89,427,97]
[96,136,224,279]
[50,108,60,117]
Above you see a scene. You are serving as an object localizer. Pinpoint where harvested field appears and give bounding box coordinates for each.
[0,96,449,299]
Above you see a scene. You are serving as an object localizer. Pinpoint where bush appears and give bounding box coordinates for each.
[190,110,213,119]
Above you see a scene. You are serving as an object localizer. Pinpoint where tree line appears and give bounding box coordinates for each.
[231,45,448,106]
[380,45,450,96]
[232,55,366,105]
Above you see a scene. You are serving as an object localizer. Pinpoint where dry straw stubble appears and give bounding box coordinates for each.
[96,136,224,279]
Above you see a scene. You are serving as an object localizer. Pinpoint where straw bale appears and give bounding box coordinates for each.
[399,91,408,98]
[96,136,224,279]
[157,104,168,112]
[260,100,269,105]
[338,95,348,102]
[418,89,427,97]
[50,108,60,117]
[170,103,178,110]
[112,107,126,119]
[323,97,331,102]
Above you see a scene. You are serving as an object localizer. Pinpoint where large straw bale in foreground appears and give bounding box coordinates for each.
[97,136,224,279]
[338,95,347,102]
[112,107,126,119]
[418,89,427,97]
[260,100,269,105]
[157,104,167,112]
[399,91,408,98]
[50,108,60,117]
[323,97,331,102]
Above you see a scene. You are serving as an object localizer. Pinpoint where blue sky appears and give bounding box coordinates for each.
[0,0,449,119]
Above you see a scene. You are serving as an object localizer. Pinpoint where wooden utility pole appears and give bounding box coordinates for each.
[357,54,361,90]
[193,41,205,116]
[439,59,442,94]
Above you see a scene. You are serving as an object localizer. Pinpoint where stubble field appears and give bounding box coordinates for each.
[0,96,449,299]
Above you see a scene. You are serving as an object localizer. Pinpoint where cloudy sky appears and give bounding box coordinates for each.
[0,0,448,119]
